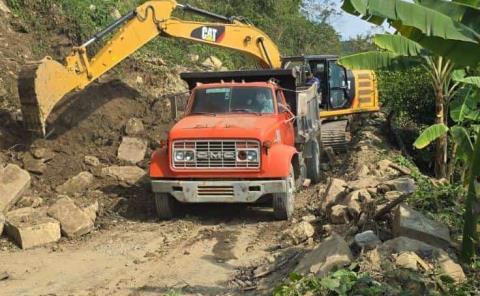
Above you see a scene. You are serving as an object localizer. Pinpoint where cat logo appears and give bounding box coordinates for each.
[191,26,226,43]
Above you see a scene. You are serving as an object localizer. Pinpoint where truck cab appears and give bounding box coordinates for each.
[150,70,322,220]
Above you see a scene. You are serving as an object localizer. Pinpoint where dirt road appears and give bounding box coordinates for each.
[0,202,304,296]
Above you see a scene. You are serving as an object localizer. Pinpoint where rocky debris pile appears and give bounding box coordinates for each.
[278,152,466,290]
[0,115,151,249]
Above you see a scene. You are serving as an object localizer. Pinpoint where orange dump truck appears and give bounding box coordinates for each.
[150,69,322,220]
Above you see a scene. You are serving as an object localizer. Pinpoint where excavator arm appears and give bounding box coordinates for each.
[19,0,282,136]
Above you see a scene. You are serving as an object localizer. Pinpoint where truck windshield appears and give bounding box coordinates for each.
[190,87,275,115]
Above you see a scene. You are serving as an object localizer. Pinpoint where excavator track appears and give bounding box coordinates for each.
[321,120,351,154]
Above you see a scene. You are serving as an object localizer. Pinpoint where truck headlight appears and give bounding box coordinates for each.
[174,149,195,162]
[237,149,258,162]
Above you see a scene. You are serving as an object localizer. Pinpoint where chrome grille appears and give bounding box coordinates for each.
[172,140,260,169]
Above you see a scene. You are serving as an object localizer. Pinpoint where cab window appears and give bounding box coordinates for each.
[190,87,275,114]
[328,63,348,109]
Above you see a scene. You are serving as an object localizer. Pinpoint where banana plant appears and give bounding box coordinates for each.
[339,33,459,179]
[414,76,480,261]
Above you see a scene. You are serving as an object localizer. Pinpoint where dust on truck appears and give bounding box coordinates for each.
[149,69,322,220]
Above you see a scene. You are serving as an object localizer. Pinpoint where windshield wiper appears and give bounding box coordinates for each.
[231,109,261,116]
[189,112,217,116]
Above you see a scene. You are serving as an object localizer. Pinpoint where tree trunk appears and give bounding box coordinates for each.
[434,87,448,179]
[462,137,480,262]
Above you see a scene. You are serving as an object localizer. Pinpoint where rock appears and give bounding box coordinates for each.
[0,213,4,235]
[56,172,94,195]
[16,196,43,208]
[393,204,451,249]
[188,54,200,63]
[321,178,347,211]
[381,237,465,283]
[355,164,371,179]
[201,56,223,70]
[0,164,31,213]
[117,137,147,164]
[295,233,353,277]
[282,221,315,245]
[22,154,47,174]
[385,191,403,202]
[84,155,101,167]
[125,118,144,136]
[384,177,416,194]
[438,252,466,283]
[302,215,317,223]
[31,148,55,161]
[102,166,146,185]
[136,76,144,84]
[330,205,349,224]
[348,177,380,190]
[111,8,122,19]
[376,159,397,176]
[354,230,381,250]
[342,189,372,218]
[83,200,99,223]
[47,197,94,238]
[395,251,430,271]
[0,1,11,14]
[5,208,60,249]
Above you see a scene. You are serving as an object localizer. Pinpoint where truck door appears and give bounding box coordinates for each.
[276,89,295,146]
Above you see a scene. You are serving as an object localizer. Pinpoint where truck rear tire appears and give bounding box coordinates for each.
[306,138,322,184]
[273,165,295,220]
[154,193,177,220]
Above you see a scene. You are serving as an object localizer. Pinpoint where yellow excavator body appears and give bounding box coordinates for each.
[17,0,378,138]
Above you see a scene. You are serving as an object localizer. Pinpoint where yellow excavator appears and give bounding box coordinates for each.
[18,0,378,151]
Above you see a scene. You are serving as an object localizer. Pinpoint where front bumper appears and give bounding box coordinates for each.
[151,179,287,203]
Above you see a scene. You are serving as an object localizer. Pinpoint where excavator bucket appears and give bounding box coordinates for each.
[18,57,79,136]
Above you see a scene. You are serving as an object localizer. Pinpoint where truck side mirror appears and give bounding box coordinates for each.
[278,103,291,113]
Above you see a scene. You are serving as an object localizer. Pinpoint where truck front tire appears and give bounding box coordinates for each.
[154,193,177,220]
[273,165,295,220]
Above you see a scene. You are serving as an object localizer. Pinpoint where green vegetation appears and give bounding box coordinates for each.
[6,0,342,68]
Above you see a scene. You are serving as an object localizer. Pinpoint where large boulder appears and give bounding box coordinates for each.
[380,237,465,283]
[117,137,147,164]
[102,166,146,185]
[393,204,451,249]
[56,172,94,195]
[5,207,61,249]
[47,197,94,238]
[282,221,315,245]
[384,178,416,194]
[295,233,353,277]
[347,177,381,191]
[0,164,31,213]
[330,205,349,224]
[321,178,347,211]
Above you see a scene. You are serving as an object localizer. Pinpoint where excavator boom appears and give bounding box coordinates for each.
[19,0,282,136]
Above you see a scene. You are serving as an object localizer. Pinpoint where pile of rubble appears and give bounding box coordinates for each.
[0,118,149,249]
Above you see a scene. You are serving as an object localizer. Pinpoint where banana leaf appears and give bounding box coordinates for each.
[417,0,480,30]
[374,34,425,56]
[451,125,474,162]
[413,123,449,149]
[338,51,420,70]
[450,87,480,122]
[454,0,480,8]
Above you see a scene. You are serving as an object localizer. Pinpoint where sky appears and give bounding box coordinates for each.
[330,0,389,40]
